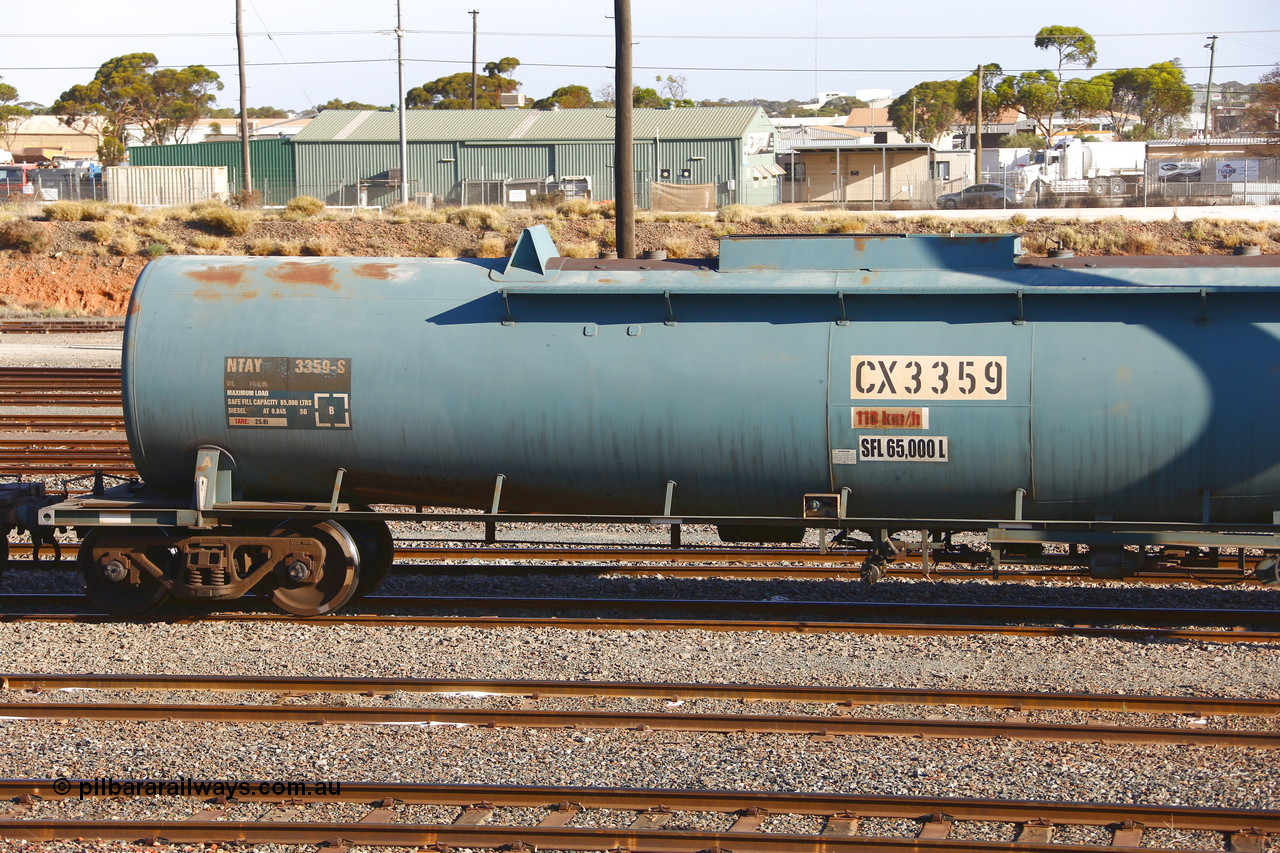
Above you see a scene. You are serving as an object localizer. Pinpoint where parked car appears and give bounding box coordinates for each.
[937,183,1025,209]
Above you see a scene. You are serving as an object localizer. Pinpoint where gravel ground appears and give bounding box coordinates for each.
[0,332,122,368]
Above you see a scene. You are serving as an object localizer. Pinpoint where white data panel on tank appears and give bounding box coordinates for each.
[857,435,950,463]
[851,356,1007,401]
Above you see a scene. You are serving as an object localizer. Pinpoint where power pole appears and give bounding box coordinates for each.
[470,10,479,109]
[911,94,917,141]
[1203,35,1218,137]
[396,0,409,204]
[236,0,252,201]
[974,65,983,185]
[614,0,635,259]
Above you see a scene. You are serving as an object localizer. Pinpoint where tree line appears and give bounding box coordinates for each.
[885,25,1262,145]
[1,33,1277,165]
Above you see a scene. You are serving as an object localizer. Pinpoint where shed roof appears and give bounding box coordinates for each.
[292,107,769,143]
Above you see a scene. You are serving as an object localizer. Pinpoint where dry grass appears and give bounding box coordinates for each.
[473,235,509,258]
[431,246,459,258]
[194,203,259,236]
[559,240,600,259]
[388,203,446,224]
[285,195,325,219]
[110,232,140,256]
[304,237,340,256]
[555,198,595,220]
[190,234,228,253]
[0,219,53,253]
[1121,229,1160,254]
[661,236,699,258]
[448,206,509,232]
[87,222,119,245]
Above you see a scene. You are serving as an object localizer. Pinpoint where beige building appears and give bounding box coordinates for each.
[2,115,103,162]
[781,140,947,205]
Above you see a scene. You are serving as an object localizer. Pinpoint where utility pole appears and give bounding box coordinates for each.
[470,10,479,109]
[236,0,252,201]
[614,0,635,258]
[1203,35,1218,137]
[911,94,917,141]
[396,0,409,204]
[974,65,983,185]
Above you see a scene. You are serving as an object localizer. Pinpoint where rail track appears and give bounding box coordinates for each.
[8,672,1278,717]
[10,699,1273,747]
[0,366,123,407]
[0,413,124,431]
[0,780,1272,852]
[0,594,1276,643]
[0,318,123,334]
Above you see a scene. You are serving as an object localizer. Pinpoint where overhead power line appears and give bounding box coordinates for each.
[0,28,1276,41]
[0,59,1270,74]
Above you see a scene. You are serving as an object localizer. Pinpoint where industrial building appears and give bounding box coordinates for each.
[128,107,783,209]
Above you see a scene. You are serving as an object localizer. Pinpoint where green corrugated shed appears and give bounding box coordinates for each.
[290,107,781,207]
[126,138,296,205]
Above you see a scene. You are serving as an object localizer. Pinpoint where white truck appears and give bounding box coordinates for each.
[1009,139,1146,200]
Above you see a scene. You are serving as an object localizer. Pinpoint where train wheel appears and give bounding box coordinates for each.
[345,516,394,598]
[269,520,361,616]
[78,528,173,616]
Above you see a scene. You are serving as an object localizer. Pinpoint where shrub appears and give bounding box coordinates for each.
[285,195,325,218]
[0,219,53,253]
[144,241,169,258]
[718,204,752,224]
[431,246,459,258]
[248,238,277,256]
[194,203,259,236]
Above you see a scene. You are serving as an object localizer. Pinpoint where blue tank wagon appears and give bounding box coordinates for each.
[35,227,1280,614]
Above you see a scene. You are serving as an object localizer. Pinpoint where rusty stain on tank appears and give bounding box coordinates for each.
[352,263,398,280]
[192,289,223,301]
[267,262,339,289]
[185,266,248,285]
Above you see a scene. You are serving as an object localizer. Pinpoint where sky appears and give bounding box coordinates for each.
[2,0,1277,113]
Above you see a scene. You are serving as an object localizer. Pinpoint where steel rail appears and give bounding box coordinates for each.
[0,319,123,334]
[6,673,1276,716]
[1,608,1274,642]
[0,592,1275,628]
[0,368,121,378]
[0,395,122,407]
[0,818,1229,852]
[0,414,125,431]
[2,701,1275,747]
[0,779,1274,832]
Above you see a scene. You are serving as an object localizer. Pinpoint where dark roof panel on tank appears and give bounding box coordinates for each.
[293,106,770,143]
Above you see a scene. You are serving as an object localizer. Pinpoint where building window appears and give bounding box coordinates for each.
[783,161,806,182]
[931,161,950,180]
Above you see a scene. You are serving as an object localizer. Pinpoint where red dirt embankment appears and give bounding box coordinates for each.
[0,255,144,315]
